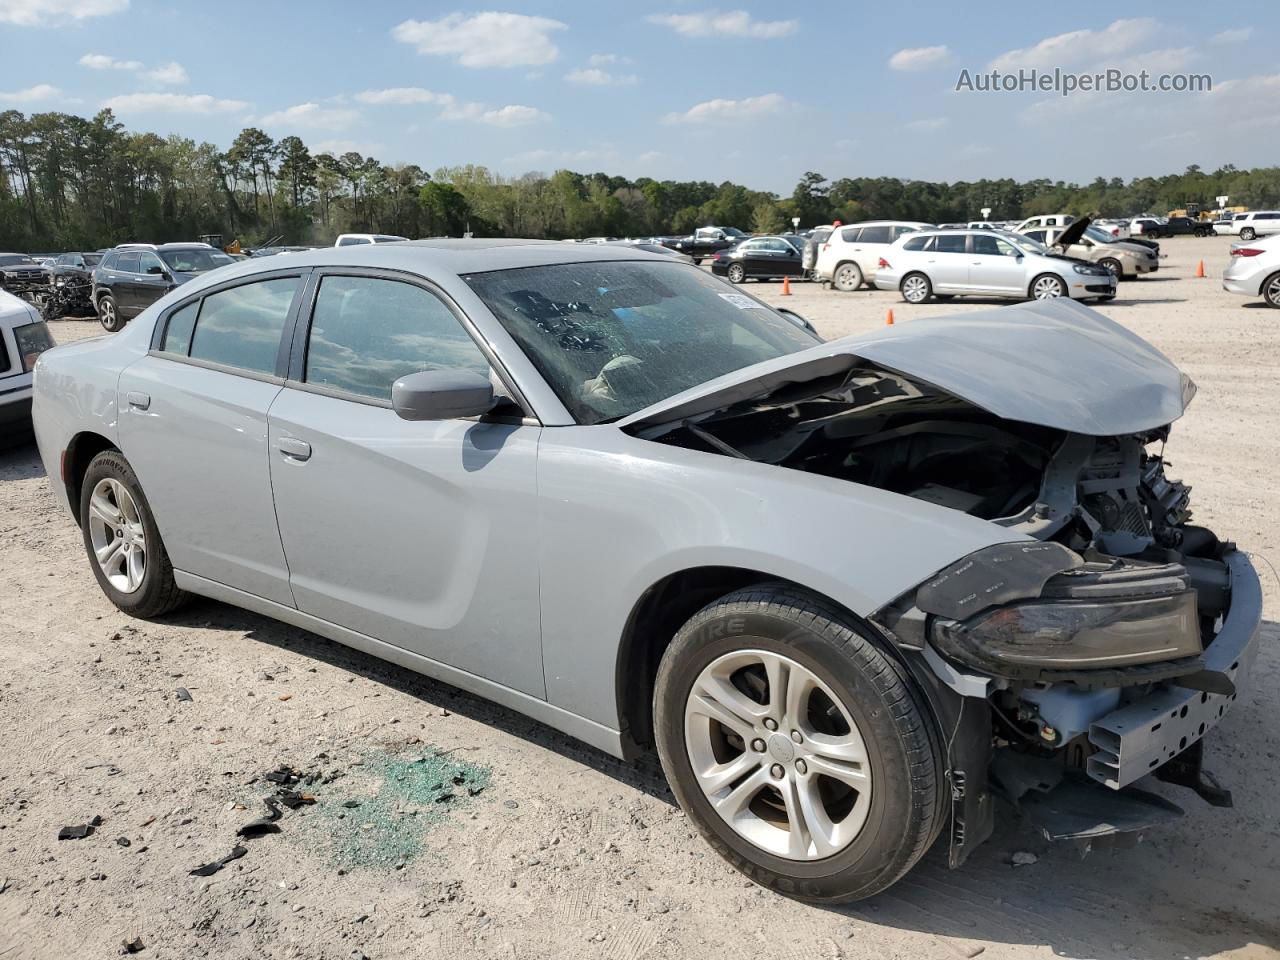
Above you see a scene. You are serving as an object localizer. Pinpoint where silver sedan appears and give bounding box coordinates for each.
[31,241,1261,901]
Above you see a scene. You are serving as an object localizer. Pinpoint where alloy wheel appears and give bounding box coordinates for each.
[1266,274,1280,308]
[902,276,930,303]
[728,264,745,284]
[87,478,146,593]
[683,648,872,861]
[1033,276,1065,299]
[99,298,117,330]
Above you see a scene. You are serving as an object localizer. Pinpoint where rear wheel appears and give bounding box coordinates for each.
[1263,272,1280,308]
[97,294,123,333]
[80,450,187,618]
[832,262,863,292]
[727,263,746,284]
[1240,227,1257,241]
[653,585,942,903]
[1030,273,1067,299]
[900,273,932,304]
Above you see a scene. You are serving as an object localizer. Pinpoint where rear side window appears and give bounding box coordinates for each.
[840,227,861,243]
[935,235,967,253]
[99,253,117,270]
[188,277,300,375]
[902,235,934,252]
[160,301,200,355]
[858,226,892,244]
[304,275,489,402]
[116,253,141,274]
[1025,230,1047,243]
[337,236,370,246]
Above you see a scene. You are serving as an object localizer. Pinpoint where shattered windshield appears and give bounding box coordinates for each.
[464,260,819,424]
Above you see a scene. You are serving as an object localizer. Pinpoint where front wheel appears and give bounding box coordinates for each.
[1030,273,1067,299]
[98,294,123,332]
[80,450,187,618]
[901,272,932,304]
[1099,257,1124,279]
[653,585,942,903]
[832,262,863,292]
[727,263,746,284]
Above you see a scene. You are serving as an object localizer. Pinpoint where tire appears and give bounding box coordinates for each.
[832,262,863,293]
[79,450,187,618]
[98,294,123,333]
[653,584,942,903]
[1099,258,1124,280]
[727,263,746,284]
[1030,273,1067,299]
[1263,271,1280,309]
[1095,295,1116,302]
[1240,227,1256,241]
[933,294,955,300]
[900,272,932,304]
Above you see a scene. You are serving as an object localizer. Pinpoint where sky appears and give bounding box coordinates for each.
[0,1,1276,193]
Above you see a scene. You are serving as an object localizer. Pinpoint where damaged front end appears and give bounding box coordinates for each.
[624,300,1264,864]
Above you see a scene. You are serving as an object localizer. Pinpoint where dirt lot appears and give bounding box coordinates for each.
[1,235,1277,960]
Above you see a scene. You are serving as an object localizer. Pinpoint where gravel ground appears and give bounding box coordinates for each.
[0,236,1276,960]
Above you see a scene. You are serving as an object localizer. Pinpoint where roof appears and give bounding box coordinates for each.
[201,237,675,280]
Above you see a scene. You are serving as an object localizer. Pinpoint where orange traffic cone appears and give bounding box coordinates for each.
[886,309,894,326]
[1195,260,1206,278]
[781,276,792,296]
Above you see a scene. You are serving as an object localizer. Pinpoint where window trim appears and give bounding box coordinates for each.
[284,265,538,424]
[148,267,311,382]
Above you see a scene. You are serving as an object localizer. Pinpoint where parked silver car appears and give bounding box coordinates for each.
[875,229,1116,303]
[31,241,1262,902]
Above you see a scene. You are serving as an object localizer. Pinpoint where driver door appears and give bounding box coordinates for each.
[266,269,546,697]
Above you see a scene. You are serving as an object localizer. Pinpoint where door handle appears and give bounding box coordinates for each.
[277,437,312,461]
[126,391,150,410]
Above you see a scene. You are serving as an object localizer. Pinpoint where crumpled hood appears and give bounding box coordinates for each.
[619,298,1196,437]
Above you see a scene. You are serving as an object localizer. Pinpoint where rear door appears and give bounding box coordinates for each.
[111,253,142,315]
[853,225,892,276]
[927,234,971,291]
[117,269,306,605]
[266,269,546,696]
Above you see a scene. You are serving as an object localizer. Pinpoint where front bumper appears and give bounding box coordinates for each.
[0,386,34,437]
[1086,549,1263,789]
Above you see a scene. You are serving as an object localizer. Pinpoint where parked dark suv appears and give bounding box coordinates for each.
[93,243,234,331]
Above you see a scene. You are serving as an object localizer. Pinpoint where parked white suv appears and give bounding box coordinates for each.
[334,234,410,247]
[816,221,934,291]
[1232,212,1280,242]
[1014,214,1075,232]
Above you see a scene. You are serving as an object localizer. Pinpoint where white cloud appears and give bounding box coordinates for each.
[79,53,141,70]
[145,62,188,85]
[588,53,630,66]
[647,9,796,39]
[258,102,358,131]
[0,0,126,25]
[565,68,638,87]
[888,45,949,72]
[102,92,247,114]
[355,87,449,105]
[391,12,566,68]
[466,104,549,127]
[988,18,1156,71]
[663,92,787,123]
[0,83,61,104]
[1210,27,1252,45]
[905,117,948,131]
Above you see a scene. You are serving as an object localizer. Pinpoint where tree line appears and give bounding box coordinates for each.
[4,109,1280,252]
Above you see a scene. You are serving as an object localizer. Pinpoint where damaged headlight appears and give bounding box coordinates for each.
[933,591,1201,672]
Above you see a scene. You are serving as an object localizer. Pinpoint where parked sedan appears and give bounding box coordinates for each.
[1,289,55,444]
[710,235,805,283]
[1020,217,1160,279]
[93,243,235,332]
[32,241,1261,903]
[875,229,1116,303]
[1222,234,1280,308]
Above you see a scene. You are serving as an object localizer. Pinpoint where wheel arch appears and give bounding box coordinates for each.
[63,430,118,524]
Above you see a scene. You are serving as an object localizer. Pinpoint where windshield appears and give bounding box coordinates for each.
[0,255,36,266]
[464,260,819,425]
[159,249,234,272]
[1084,227,1115,244]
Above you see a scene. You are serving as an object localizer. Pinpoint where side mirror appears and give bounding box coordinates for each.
[774,307,820,338]
[392,369,495,421]
[147,265,165,275]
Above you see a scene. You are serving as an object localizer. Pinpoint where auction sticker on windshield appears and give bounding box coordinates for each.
[718,293,764,310]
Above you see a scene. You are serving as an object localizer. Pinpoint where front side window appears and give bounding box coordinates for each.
[304,275,489,402]
[188,277,300,374]
[465,260,818,425]
[139,252,166,275]
[160,248,233,273]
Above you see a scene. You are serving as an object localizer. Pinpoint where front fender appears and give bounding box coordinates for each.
[536,427,1029,729]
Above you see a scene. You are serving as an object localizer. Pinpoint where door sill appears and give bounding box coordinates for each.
[172,570,625,758]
